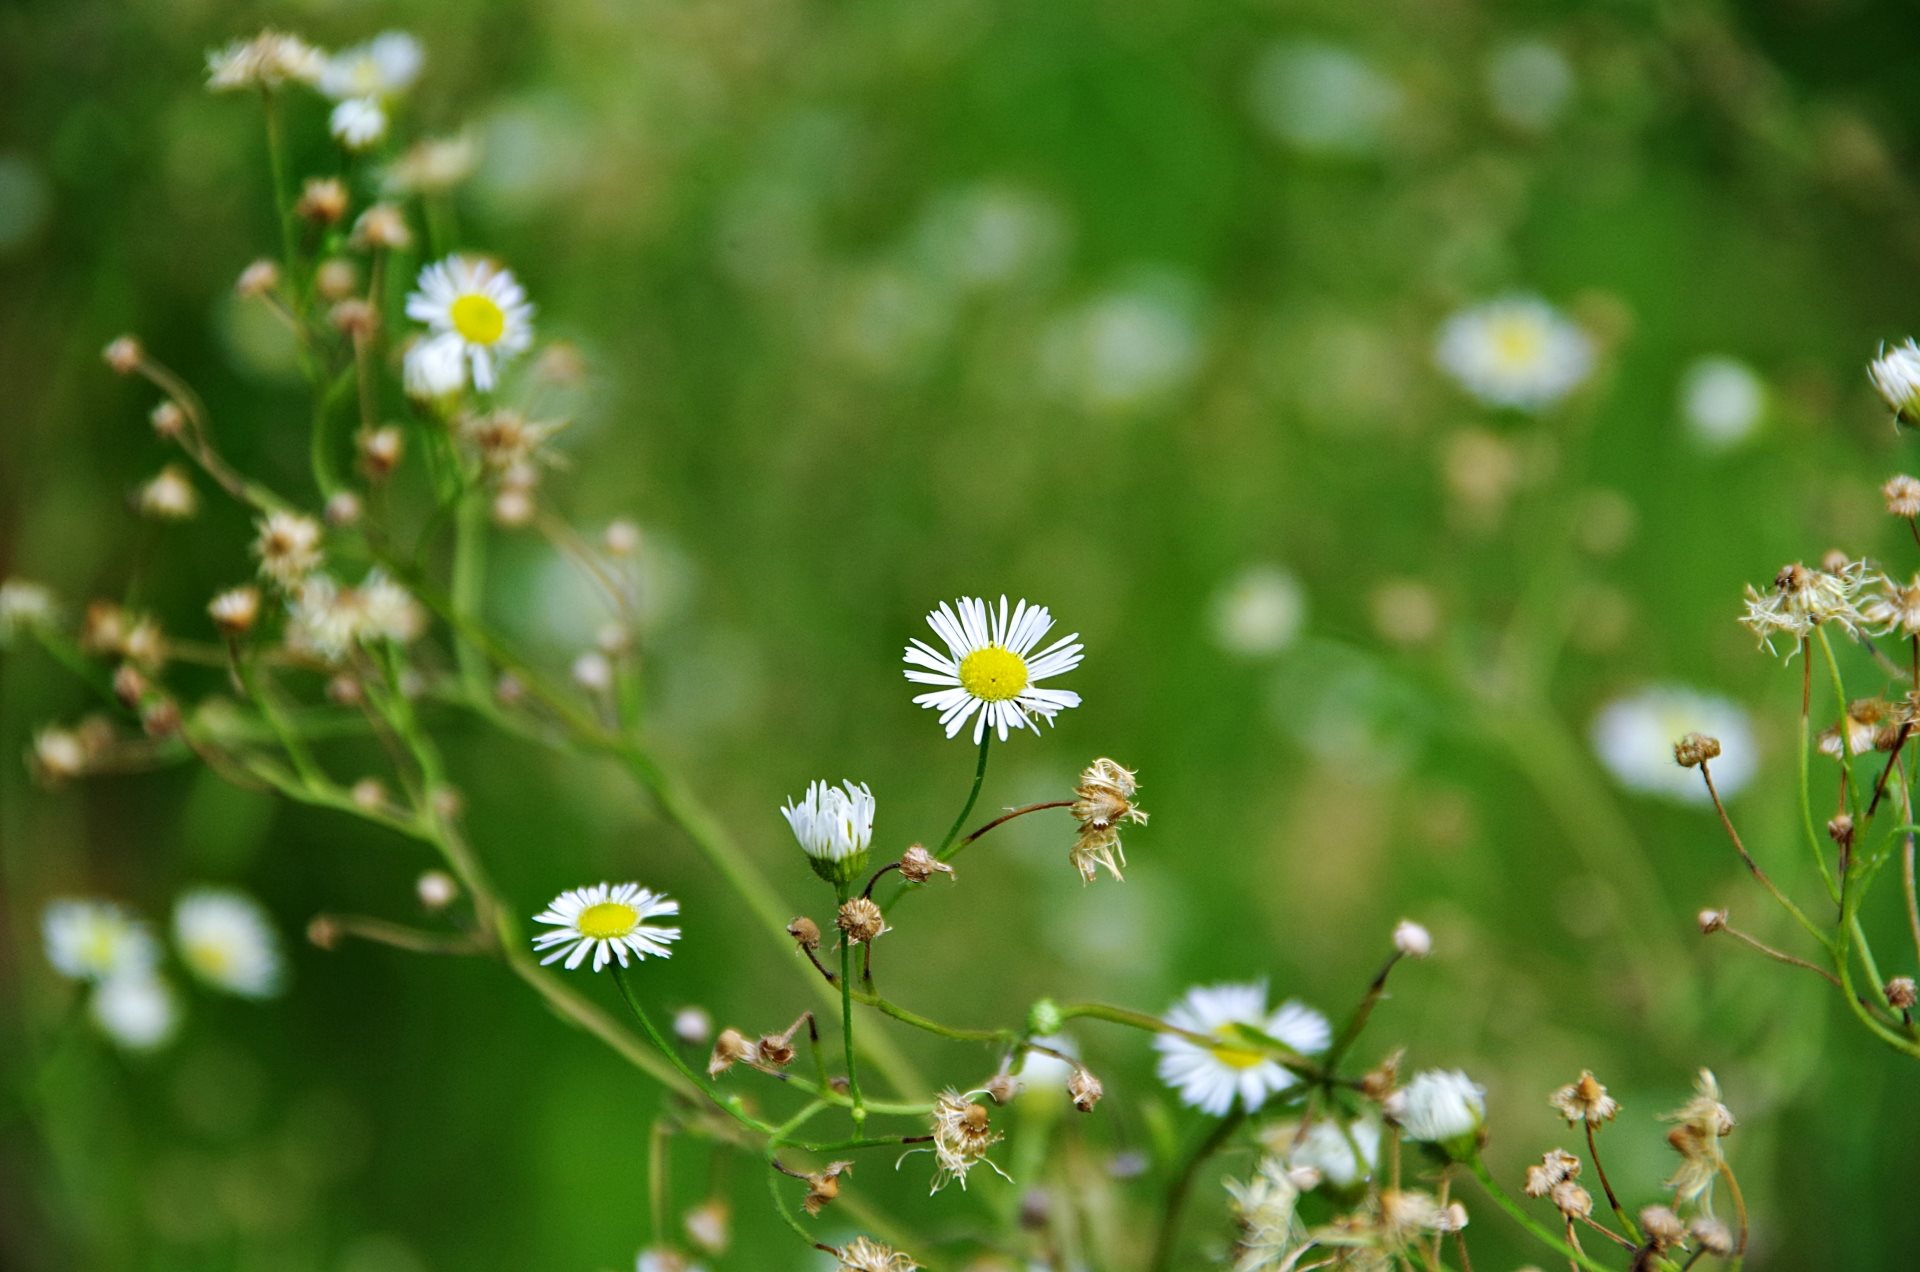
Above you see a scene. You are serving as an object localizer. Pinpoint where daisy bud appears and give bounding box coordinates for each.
[1884,474,1920,520]
[1869,339,1920,425]
[492,486,536,527]
[1690,1216,1734,1256]
[103,336,143,375]
[1392,919,1432,959]
[983,1073,1020,1105]
[1697,908,1728,934]
[235,258,281,298]
[208,586,261,636]
[296,177,349,225]
[604,518,641,557]
[682,1198,729,1256]
[835,897,887,946]
[672,1006,713,1047]
[1384,1069,1485,1154]
[150,401,185,439]
[708,1028,751,1077]
[31,728,87,784]
[326,674,364,706]
[112,664,149,710]
[786,916,821,951]
[1887,976,1917,1010]
[571,651,613,693]
[416,871,458,910]
[898,844,955,884]
[358,425,404,480]
[1672,732,1721,768]
[782,780,876,887]
[350,778,388,813]
[1068,1066,1104,1112]
[352,204,413,252]
[315,258,359,301]
[323,491,363,528]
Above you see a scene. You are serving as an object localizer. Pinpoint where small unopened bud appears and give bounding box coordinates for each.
[315,258,359,301]
[604,518,641,556]
[330,298,377,337]
[682,1199,729,1256]
[323,491,363,527]
[429,786,464,822]
[1697,908,1728,934]
[571,651,613,693]
[786,916,821,951]
[104,337,145,376]
[1885,474,1920,520]
[801,1161,853,1216]
[835,897,887,945]
[1068,1066,1104,1112]
[708,1028,751,1077]
[208,586,262,636]
[112,663,150,709]
[1829,814,1855,850]
[138,465,199,520]
[1392,919,1432,959]
[596,623,631,656]
[150,401,186,439]
[1887,976,1918,1010]
[1689,1217,1734,1257]
[140,697,181,739]
[899,844,955,884]
[1027,998,1064,1037]
[673,1006,713,1047]
[296,177,349,225]
[492,486,536,527]
[236,258,281,298]
[358,425,404,480]
[352,204,413,251]
[495,673,526,706]
[326,674,364,706]
[307,915,340,950]
[983,1073,1020,1105]
[1673,732,1721,768]
[350,777,388,812]
[416,870,459,910]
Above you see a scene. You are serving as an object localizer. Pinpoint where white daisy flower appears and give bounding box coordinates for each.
[405,257,535,393]
[532,882,681,972]
[43,899,159,983]
[404,332,468,401]
[173,888,286,999]
[903,596,1084,743]
[1590,684,1757,804]
[1286,1115,1381,1189]
[1154,982,1330,1117]
[1869,339,1920,425]
[1385,1069,1485,1143]
[318,31,423,101]
[330,98,388,151]
[357,570,426,644]
[91,972,182,1052]
[253,512,324,589]
[781,780,877,886]
[1680,356,1765,451]
[1434,295,1593,412]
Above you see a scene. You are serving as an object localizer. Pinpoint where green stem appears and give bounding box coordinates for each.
[1148,1107,1245,1272]
[839,927,865,1125]
[1324,951,1402,1070]
[611,964,775,1135]
[1796,643,1842,904]
[259,90,300,285]
[935,733,991,860]
[451,487,489,702]
[1465,1155,1616,1272]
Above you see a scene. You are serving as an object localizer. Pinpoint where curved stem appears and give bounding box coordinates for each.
[936,733,992,860]
[1147,1108,1245,1272]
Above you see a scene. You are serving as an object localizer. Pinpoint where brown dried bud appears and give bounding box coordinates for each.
[1549,1180,1593,1220]
[140,697,181,739]
[1690,1217,1734,1256]
[786,916,821,951]
[801,1161,853,1216]
[315,257,359,301]
[358,425,404,479]
[835,897,887,946]
[1829,814,1855,850]
[103,336,143,374]
[982,1073,1020,1105]
[1359,1048,1404,1102]
[150,401,186,439]
[1068,1067,1104,1112]
[1887,976,1918,1010]
[235,258,281,298]
[755,1033,796,1069]
[330,298,378,338]
[1673,732,1721,768]
[306,915,340,950]
[898,844,955,884]
[708,1028,751,1078]
[296,177,349,224]
[112,663,150,710]
[1885,474,1920,520]
[352,204,413,251]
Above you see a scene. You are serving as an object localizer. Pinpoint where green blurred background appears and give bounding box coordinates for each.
[6,0,1920,1267]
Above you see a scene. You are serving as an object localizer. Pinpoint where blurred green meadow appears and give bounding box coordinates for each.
[6,0,1920,1268]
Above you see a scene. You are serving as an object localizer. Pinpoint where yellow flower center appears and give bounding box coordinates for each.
[1490,318,1545,369]
[958,645,1030,702]
[576,901,639,939]
[188,940,233,977]
[450,293,506,345]
[1210,1024,1267,1071]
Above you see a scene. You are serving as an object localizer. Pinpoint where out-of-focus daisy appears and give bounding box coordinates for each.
[43,899,159,983]
[1286,1115,1381,1189]
[903,596,1083,743]
[1680,356,1765,451]
[532,882,681,972]
[1590,684,1756,804]
[174,888,285,999]
[205,31,324,93]
[1211,565,1306,657]
[385,134,479,196]
[781,780,876,886]
[1434,295,1593,412]
[91,972,181,1052]
[0,578,59,644]
[1248,40,1401,156]
[405,257,534,393]
[330,99,388,151]
[1485,39,1574,134]
[1225,1156,1306,1272]
[1869,339,1920,426]
[1155,982,1330,1116]
[137,466,198,521]
[318,32,422,101]
[1385,1069,1486,1143]
[1040,277,1206,414]
[253,512,324,589]
[403,332,467,401]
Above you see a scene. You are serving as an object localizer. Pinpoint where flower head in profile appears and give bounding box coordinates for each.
[1869,339,1920,426]
[1434,295,1593,412]
[903,596,1083,743]
[1155,982,1330,1116]
[43,899,159,983]
[1384,1069,1486,1147]
[1661,1068,1735,1204]
[1739,560,1868,655]
[91,971,182,1052]
[174,888,285,999]
[831,1237,918,1272]
[532,882,680,972]
[406,256,534,393]
[781,780,876,886]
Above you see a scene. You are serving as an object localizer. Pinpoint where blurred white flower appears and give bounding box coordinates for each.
[1211,566,1306,657]
[406,257,535,393]
[1591,685,1757,804]
[357,570,426,644]
[404,333,468,401]
[913,183,1068,291]
[1870,340,1920,425]
[205,31,325,93]
[0,578,59,643]
[44,899,158,983]
[1225,1156,1306,1272]
[1249,41,1401,156]
[137,465,199,521]
[1287,1115,1381,1189]
[1155,982,1330,1116]
[1042,277,1206,414]
[175,888,285,999]
[1485,40,1574,134]
[1435,295,1593,412]
[1680,356,1765,451]
[904,596,1084,743]
[253,512,324,589]
[91,972,181,1052]
[1386,1069,1485,1142]
[636,1251,705,1272]
[319,32,423,101]
[331,98,389,151]
[385,134,479,196]
[531,883,681,972]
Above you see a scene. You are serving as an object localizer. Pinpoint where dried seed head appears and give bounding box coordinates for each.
[315,258,359,301]
[103,336,143,375]
[1068,1066,1104,1112]
[236,258,281,298]
[359,425,404,480]
[296,177,349,224]
[836,897,887,946]
[982,1073,1019,1105]
[1885,474,1920,520]
[898,844,955,884]
[1886,976,1917,1010]
[352,204,413,251]
[787,916,821,951]
[708,1028,751,1077]
[1673,732,1721,768]
[1639,1205,1687,1247]
[802,1161,854,1216]
[927,1090,1005,1191]
[1548,1071,1620,1127]
[831,1235,917,1271]
[1549,1180,1592,1220]
[208,586,261,636]
[755,1032,796,1068]
[1829,814,1855,849]
[1697,907,1728,934]
[416,870,459,910]
[673,1006,713,1047]
[1689,1216,1734,1256]
[1392,919,1432,959]
[1523,1148,1582,1198]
